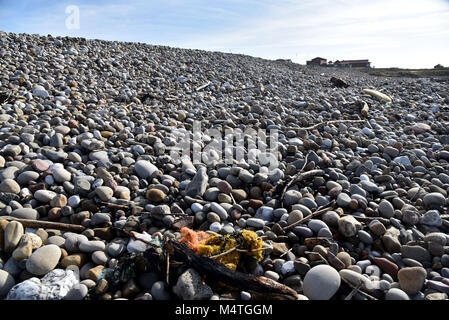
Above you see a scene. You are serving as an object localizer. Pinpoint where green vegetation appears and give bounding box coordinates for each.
[358,67,449,78]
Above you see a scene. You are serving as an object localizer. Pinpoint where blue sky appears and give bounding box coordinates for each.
[1,0,448,68]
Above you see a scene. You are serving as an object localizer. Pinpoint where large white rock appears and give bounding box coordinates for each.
[6,269,78,300]
[303,265,341,300]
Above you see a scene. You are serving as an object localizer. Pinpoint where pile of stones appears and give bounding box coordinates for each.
[0,30,449,300]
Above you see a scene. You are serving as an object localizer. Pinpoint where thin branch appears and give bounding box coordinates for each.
[304,251,329,265]
[345,281,364,300]
[340,277,378,300]
[283,201,336,232]
[286,119,366,132]
[0,216,86,233]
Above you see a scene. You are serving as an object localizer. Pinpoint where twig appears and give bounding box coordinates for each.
[286,119,366,132]
[195,81,211,92]
[340,277,378,300]
[283,200,336,231]
[166,252,170,285]
[304,251,329,265]
[183,196,210,205]
[210,246,237,259]
[138,84,263,104]
[340,214,390,226]
[100,202,130,209]
[345,281,364,300]
[410,186,423,202]
[279,153,310,208]
[0,216,86,233]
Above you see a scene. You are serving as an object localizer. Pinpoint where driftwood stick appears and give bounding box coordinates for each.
[138,84,262,104]
[100,202,130,209]
[340,214,390,226]
[195,81,211,92]
[166,252,170,285]
[225,85,261,93]
[279,153,310,207]
[283,201,336,232]
[166,240,299,300]
[183,196,210,205]
[345,281,364,300]
[286,119,366,132]
[304,251,329,265]
[0,216,86,233]
[340,277,378,300]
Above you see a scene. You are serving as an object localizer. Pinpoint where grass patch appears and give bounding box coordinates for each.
[358,67,449,78]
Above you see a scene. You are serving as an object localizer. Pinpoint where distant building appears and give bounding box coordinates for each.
[333,59,371,68]
[306,57,327,66]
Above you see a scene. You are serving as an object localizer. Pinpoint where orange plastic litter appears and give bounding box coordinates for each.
[178,227,210,253]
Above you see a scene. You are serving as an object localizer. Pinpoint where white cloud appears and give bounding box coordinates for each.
[179,0,449,68]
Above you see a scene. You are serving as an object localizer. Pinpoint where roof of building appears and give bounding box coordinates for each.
[335,59,370,64]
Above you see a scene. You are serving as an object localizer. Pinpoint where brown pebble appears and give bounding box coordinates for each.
[61,253,88,268]
[146,189,166,202]
[372,257,399,278]
[248,199,263,209]
[50,194,67,208]
[48,207,62,221]
[86,265,105,281]
[95,278,109,295]
[336,252,352,267]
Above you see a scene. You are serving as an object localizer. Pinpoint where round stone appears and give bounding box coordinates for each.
[134,160,158,179]
[308,219,329,233]
[423,192,446,208]
[0,179,20,194]
[79,240,106,253]
[338,215,362,237]
[385,288,410,300]
[217,180,232,194]
[67,195,81,207]
[90,213,111,226]
[4,221,24,253]
[287,210,303,225]
[246,218,265,228]
[32,159,50,172]
[210,202,228,220]
[26,244,61,276]
[11,208,39,220]
[151,281,170,300]
[358,230,373,244]
[0,270,15,296]
[146,189,166,202]
[52,168,72,183]
[95,186,114,201]
[303,265,341,300]
[17,171,40,185]
[339,269,374,291]
[378,200,394,218]
[34,190,57,203]
[64,283,88,300]
[398,267,427,295]
[420,210,442,227]
[92,251,109,265]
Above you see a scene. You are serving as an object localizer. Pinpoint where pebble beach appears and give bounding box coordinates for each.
[0,30,449,300]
